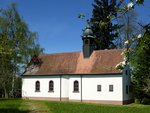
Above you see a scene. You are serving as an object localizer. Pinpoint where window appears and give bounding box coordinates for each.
[49,81,54,92]
[73,80,79,92]
[109,85,113,92]
[126,70,128,75]
[84,39,89,44]
[126,85,129,94]
[35,81,40,92]
[97,85,101,91]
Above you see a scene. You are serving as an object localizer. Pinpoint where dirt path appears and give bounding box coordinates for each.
[20,100,52,113]
[28,101,50,113]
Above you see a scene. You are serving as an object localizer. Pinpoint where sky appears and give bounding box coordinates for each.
[0,0,150,54]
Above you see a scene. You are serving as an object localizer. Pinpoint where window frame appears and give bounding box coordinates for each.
[49,80,54,92]
[73,80,79,92]
[35,81,40,92]
[97,85,101,92]
[84,39,89,45]
[125,70,128,75]
[109,85,113,92]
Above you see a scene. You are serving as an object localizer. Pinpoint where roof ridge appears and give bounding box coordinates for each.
[39,51,81,56]
[40,49,124,56]
[94,48,124,52]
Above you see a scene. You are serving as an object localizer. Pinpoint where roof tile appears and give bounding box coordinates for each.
[24,49,123,75]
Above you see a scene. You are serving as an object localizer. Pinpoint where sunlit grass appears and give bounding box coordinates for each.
[44,101,150,113]
[0,99,150,113]
[0,99,28,113]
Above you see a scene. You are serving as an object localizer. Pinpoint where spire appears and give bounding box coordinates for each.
[82,20,94,38]
[82,20,96,58]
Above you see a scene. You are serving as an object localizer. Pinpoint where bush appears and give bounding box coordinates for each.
[142,98,150,105]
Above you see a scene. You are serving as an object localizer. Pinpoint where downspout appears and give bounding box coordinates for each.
[81,75,82,102]
[60,75,62,101]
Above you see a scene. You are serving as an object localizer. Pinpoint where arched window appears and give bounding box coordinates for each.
[84,39,89,45]
[49,80,54,92]
[35,81,40,92]
[73,80,79,92]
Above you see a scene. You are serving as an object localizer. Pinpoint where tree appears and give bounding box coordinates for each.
[131,25,150,104]
[117,9,139,48]
[79,0,145,50]
[90,0,123,49]
[0,3,43,98]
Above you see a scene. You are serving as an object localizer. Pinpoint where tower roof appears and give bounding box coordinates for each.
[83,21,93,38]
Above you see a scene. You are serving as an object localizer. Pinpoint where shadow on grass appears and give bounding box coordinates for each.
[0,99,10,101]
[0,98,21,101]
[0,108,29,113]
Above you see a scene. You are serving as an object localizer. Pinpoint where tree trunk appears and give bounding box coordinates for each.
[4,86,8,98]
[139,99,142,104]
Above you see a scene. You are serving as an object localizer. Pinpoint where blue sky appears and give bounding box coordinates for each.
[1,0,150,54]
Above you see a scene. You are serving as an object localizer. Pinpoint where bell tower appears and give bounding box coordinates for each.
[82,20,95,58]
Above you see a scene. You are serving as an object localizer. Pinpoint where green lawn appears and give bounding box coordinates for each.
[0,99,150,113]
[0,99,29,113]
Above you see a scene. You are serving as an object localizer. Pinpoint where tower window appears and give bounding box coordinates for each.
[84,39,89,44]
[126,70,128,75]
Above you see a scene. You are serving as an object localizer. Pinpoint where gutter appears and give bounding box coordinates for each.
[60,75,62,101]
[22,73,122,77]
[81,75,82,102]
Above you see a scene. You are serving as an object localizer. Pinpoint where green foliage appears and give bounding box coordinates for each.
[135,0,144,5]
[0,3,43,98]
[131,26,150,104]
[90,0,122,49]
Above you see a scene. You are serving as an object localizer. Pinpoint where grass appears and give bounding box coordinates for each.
[0,99,29,113]
[44,101,150,113]
[0,99,150,113]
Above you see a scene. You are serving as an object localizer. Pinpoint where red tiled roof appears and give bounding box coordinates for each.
[24,49,123,75]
